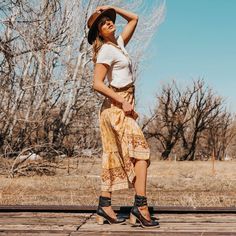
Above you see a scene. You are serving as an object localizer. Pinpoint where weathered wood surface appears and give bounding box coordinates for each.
[1,205,236,213]
[0,210,235,235]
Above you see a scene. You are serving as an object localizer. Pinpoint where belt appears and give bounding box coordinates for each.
[109,83,135,92]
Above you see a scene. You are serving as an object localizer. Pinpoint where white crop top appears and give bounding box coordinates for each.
[96,35,133,88]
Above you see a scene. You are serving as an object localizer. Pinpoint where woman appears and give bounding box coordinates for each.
[87,5,159,228]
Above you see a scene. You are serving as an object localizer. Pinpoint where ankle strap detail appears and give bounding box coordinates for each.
[99,196,111,207]
[134,194,147,207]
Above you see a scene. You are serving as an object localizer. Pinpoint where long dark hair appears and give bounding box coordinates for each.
[92,16,112,63]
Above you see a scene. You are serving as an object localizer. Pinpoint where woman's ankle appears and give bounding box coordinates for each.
[101,191,111,198]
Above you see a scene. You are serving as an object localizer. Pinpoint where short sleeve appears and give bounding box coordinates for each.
[96,45,114,66]
[117,35,125,48]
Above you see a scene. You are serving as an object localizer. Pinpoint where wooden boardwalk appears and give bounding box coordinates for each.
[0,206,236,235]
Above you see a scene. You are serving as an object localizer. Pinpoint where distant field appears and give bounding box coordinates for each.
[0,158,235,207]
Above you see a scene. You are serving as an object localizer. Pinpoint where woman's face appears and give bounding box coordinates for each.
[98,17,116,39]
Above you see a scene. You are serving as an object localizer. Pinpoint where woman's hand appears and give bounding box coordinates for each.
[122,100,138,120]
[96,5,112,13]
[122,100,133,115]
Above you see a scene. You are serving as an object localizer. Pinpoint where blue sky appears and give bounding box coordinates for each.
[137,0,236,116]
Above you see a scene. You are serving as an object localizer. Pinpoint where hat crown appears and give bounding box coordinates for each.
[87,11,100,29]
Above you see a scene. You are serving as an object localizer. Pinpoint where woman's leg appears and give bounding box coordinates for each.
[100,191,116,218]
[134,160,151,220]
[134,160,147,195]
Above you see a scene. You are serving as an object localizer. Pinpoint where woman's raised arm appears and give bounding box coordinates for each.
[96,5,138,46]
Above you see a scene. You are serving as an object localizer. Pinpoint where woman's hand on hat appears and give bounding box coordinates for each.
[96,5,112,13]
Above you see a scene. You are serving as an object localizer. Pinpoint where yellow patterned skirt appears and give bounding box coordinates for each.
[99,83,150,192]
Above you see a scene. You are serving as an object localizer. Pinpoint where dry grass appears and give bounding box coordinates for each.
[0,157,235,207]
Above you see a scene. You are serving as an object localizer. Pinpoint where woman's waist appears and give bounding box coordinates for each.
[109,82,135,93]
[102,84,135,110]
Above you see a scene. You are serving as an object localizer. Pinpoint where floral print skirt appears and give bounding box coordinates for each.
[99,83,150,192]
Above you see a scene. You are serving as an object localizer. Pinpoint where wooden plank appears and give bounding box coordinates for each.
[0,212,91,235]
[0,230,70,236]
[0,211,235,235]
[156,214,236,223]
[159,218,236,223]
[0,212,90,218]
[158,213,236,218]
[0,205,236,213]
[0,224,77,231]
[78,224,236,231]
[1,212,236,222]
[78,224,236,233]
[78,214,236,233]
[0,218,83,225]
[0,215,90,225]
[0,205,96,213]
[71,233,236,236]
[1,219,236,231]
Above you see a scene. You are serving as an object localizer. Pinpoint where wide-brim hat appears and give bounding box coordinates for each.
[87,8,116,45]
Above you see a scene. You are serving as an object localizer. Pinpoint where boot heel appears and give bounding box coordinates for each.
[96,196,126,225]
[131,195,160,228]
[96,215,104,225]
[129,213,137,225]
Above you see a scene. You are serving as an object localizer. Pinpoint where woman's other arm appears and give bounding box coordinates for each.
[93,63,134,115]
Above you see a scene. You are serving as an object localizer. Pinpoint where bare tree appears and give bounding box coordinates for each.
[0,0,165,157]
[226,117,236,159]
[179,80,224,160]
[144,79,232,161]
[142,81,195,159]
[201,112,235,160]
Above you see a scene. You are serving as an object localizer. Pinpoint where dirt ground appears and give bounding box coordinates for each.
[0,157,235,207]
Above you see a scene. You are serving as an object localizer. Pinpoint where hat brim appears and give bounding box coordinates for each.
[88,8,116,45]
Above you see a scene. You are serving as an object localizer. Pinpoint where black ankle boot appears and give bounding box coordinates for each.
[96,196,126,225]
[130,194,160,228]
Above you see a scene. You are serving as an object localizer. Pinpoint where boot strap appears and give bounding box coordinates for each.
[135,194,148,207]
[99,196,111,207]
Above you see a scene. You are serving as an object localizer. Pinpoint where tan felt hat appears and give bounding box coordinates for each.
[87,8,116,45]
